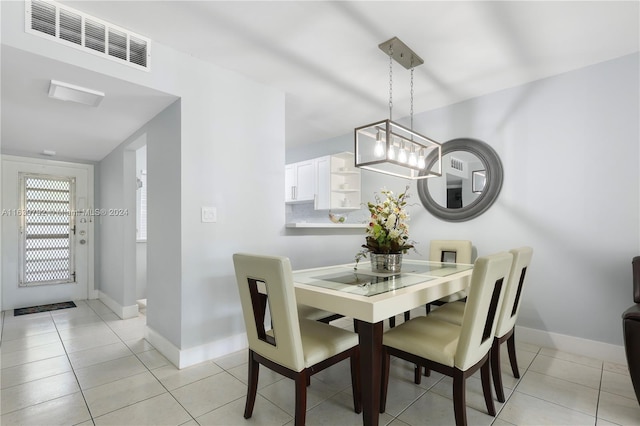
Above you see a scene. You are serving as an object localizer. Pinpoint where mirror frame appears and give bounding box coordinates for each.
[417,138,503,222]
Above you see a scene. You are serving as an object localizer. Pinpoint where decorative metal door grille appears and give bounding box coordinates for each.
[19,173,76,286]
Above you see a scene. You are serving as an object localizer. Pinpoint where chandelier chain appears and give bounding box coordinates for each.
[388,45,393,121]
[410,64,414,130]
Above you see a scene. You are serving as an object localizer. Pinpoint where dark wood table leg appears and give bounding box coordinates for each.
[355,319,384,426]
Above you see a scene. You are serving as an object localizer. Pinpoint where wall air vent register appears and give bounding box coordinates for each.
[450,157,464,172]
[25,0,151,71]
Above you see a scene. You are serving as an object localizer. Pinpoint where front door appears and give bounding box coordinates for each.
[1,156,93,310]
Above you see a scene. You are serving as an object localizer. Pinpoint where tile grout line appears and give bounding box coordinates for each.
[84,306,222,425]
[483,344,541,424]
[492,348,545,425]
[93,301,201,425]
[0,311,84,419]
[0,307,94,420]
[61,303,159,422]
[53,302,96,426]
[594,360,604,424]
[509,348,607,423]
[47,301,159,423]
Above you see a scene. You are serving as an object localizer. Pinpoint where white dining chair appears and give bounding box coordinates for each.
[380,252,513,426]
[429,246,533,402]
[390,240,473,328]
[233,253,361,426]
[297,304,344,323]
[427,239,473,310]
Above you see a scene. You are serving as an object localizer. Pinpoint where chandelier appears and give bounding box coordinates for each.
[355,37,442,180]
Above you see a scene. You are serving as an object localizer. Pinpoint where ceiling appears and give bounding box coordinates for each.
[1,46,178,162]
[2,1,638,162]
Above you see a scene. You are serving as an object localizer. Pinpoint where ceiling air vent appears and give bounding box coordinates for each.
[25,0,150,71]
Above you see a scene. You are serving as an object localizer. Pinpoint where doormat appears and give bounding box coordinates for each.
[14,301,76,316]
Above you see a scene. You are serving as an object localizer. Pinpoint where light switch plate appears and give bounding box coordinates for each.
[201,206,217,223]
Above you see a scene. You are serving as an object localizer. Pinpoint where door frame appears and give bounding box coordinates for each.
[1,155,96,310]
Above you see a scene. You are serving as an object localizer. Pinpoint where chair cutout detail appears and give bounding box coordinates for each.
[246,277,276,346]
[380,252,513,426]
[233,253,361,426]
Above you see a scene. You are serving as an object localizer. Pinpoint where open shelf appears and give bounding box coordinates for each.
[286,222,367,229]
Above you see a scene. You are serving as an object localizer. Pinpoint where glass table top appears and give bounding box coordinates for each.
[293,260,473,297]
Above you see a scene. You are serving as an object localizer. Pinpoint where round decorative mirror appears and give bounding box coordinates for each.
[417,138,503,222]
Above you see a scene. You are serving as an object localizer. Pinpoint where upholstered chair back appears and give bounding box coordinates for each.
[233,253,305,372]
[430,240,473,264]
[494,247,534,338]
[454,252,513,371]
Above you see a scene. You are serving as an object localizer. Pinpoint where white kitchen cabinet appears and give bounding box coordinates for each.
[285,159,315,203]
[315,156,331,209]
[286,153,361,210]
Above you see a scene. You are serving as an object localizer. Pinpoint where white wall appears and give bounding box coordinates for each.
[175,70,285,356]
[407,53,639,347]
[96,139,137,317]
[135,145,147,301]
[0,0,3,320]
[135,242,146,300]
[144,101,183,349]
[287,53,640,348]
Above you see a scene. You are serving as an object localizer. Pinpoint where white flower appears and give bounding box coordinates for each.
[386,213,397,229]
[357,186,414,260]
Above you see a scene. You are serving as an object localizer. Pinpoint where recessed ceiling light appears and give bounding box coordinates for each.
[48,80,105,107]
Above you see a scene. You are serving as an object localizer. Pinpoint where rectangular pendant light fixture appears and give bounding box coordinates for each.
[48,80,105,107]
[355,119,441,179]
[355,37,441,180]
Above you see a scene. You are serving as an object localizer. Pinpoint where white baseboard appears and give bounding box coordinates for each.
[516,325,627,366]
[98,291,138,320]
[146,325,248,369]
[144,322,626,369]
[145,326,181,367]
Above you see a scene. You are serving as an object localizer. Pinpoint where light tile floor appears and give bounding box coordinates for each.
[1,300,639,425]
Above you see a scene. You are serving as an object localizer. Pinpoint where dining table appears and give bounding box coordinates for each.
[293,258,474,426]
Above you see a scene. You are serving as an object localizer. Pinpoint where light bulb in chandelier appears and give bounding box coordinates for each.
[374,130,385,158]
[408,146,418,167]
[417,150,426,169]
[398,142,408,163]
[388,143,396,160]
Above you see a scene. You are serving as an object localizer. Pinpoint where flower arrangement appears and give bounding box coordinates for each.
[355,186,415,266]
